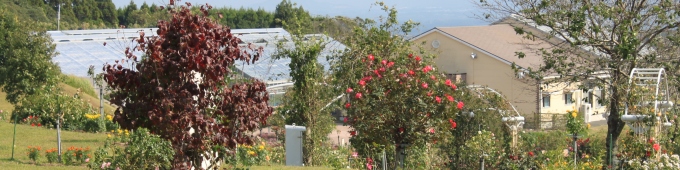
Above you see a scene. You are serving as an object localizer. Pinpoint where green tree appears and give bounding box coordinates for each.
[475,0,680,167]
[0,10,60,104]
[273,0,311,33]
[273,29,336,165]
[96,0,119,27]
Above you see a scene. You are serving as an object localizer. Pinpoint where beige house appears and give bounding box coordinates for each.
[411,23,607,129]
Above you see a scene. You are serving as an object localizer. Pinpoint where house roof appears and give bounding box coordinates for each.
[413,24,555,69]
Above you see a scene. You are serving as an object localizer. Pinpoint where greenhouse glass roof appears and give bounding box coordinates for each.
[48,28,345,84]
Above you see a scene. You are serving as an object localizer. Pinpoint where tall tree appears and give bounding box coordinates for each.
[102,3,272,168]
[96,0,118,27]
[273,28,336,166]
[273,0,311,33]
[0,10,60,104]
[474,0,680,167]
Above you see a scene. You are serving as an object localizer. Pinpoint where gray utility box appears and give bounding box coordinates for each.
[285,124,306,166]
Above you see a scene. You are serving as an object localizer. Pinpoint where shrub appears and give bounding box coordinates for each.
[82,113,106,132]
[62,146,90,165]
[11,89,93,131]
[45,148,59,163]
[89,128,174,170]
[27,146,42,163]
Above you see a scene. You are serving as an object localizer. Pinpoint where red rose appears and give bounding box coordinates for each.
[358,80,366,87]
[653,143,660,151]
[415,56,421,62]
[427,91,433,97]
[345,103,351,109]
[37,123,41,127]
[430,75,436,80]
[346,87,353,93]
[446,95,454,102]
[445,79,452,86]
[649,138,655,144]
[421,83,428,89]
[528,151,534,157]
[381,60,387,65]
[343,117,348,123]
[422,65,432,73]
[368,54,375,61]
[457,102,464,110]
[399,127,404,133]
[355,93,362,99]
[350,131,357,136]
[435,96,442,103]
[429,128,435,134]
[387,61,395,68]
[452,84,457,90]
[379,67,386,72]
[646,151,651,157]
[31,123,35,127]
[449,119,457,129]
[408,53,413,58]
[408,70,415,76]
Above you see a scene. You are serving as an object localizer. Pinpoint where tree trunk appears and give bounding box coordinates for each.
[604,78,625,169]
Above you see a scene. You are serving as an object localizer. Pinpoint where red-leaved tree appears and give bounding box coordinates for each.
[103,3,272,168]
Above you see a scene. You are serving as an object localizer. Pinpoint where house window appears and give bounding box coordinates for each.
[446,73,467,83]
[542,95,550,107]
[564,92,573,105]
[597,90,605,107]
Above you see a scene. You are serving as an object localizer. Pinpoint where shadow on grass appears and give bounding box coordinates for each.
[1,158,35,165]
[56,139,102,143]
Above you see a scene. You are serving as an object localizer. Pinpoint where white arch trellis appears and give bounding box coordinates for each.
[467,85,525,148]
[623,68,674,135]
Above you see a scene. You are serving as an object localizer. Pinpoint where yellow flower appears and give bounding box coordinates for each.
[266,155,270,161]
[117,129,123,134]
[107,134,112,138]
[585,154,589,159]
[247,151,256,156]
[587,123,591,129]
[106,115,113,121]
[258,145,265,151]
[571,112,578,118]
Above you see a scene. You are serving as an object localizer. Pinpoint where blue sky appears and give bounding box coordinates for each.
[112,0,489,34]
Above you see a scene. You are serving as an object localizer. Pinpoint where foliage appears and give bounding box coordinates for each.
[62,146,90,166]
[566,109,587,135]
[273,0,311,33]
[226,142,271,168]
[102,3,272,168]
[331,3,457,169]
[89,128,174,170]
[273,20,337,165]
[45,148,59,164]
[475,0,680,166]
[0,10,60,105]
[442,85,514,168]
[11,88,95,131]
[27,146,42,163]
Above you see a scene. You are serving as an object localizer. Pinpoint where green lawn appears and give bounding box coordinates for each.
[0,121,107,169]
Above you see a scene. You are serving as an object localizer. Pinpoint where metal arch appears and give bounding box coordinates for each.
[466,85,523,118]
[466,85,525,128]
[623,68,674,131]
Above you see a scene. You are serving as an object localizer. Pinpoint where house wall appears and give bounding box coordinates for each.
[412,31,608,129]
[412,31,538,117]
